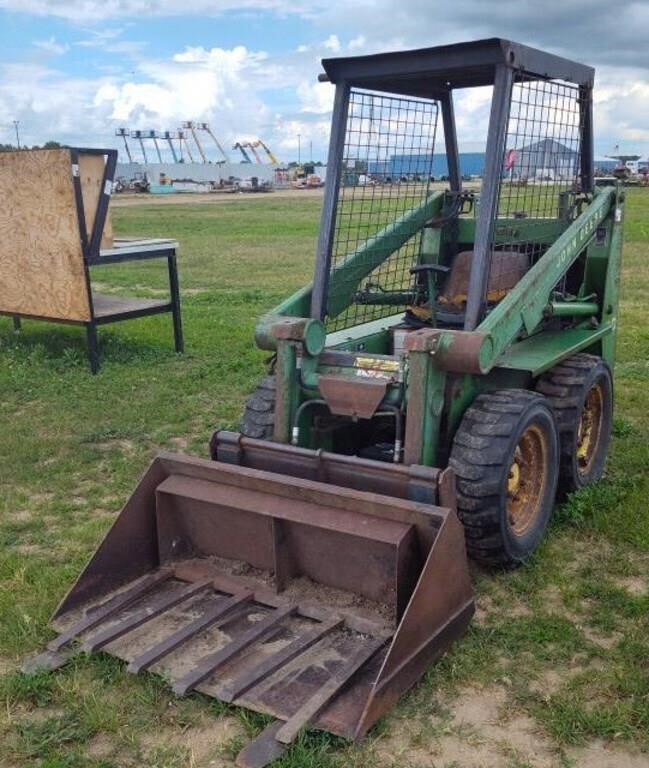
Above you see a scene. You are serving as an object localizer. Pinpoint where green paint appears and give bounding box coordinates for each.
[326,315,401,351]
[405,350,447,465]
[549,301,600,317]
[255,287,312,350]
[495,326,613,376]
[256,178,622,469]
[254,192,444,349]
[326,192,445,318]
[478,188,616,367]
[273,340,299,443]
[600,191,625,365]
[456,217,568,245]
[302,319,327,355]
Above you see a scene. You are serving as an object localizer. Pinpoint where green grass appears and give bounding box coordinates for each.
[0,189,648,767]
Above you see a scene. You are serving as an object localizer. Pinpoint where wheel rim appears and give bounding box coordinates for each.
[506,424,548,536]
[576,383,604,476]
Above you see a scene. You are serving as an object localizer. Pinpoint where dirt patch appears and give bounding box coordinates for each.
[15,543,46,555]
[86,733,114,759]
[95,438,136,453]
[528,656,607,697]
[376,683,649,768]
[527,669,566,696]
[91,508,115,519]
[168,436,190,451]
[580,626,622,650]
[473,594,497,625]
[613,576,647,596]
[447,687,555,764]
[200,555,394,626]
[28,492,54,505]
[141,714,242,767]
[376,685,558,767]
[540,584,566,613]
[0,656,17,675]
[16,706,66,724]
[281,575,393,626]
[566,739,649,767]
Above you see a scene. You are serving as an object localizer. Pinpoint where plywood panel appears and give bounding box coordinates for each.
[78,153,113,250]
[0,149,91,321]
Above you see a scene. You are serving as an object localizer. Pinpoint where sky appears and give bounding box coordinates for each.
[0,0,647,164]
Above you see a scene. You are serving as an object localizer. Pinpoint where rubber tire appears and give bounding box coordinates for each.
[239,375,276,440]
[449,390,559,568]
[535,354,613,495]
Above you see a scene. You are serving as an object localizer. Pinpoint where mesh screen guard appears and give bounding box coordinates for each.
[325,89,440,332]
[486,75,583,303]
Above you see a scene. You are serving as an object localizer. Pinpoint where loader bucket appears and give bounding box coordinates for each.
[27,436,474,767]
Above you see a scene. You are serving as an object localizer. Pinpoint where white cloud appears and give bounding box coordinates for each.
[274,117,330,158]
[453,86,492,149]
[0,0,323,22]
[296,80,334,114]
[593,73,649,152]
[0,62,112,147]
[95,46,273,128]
[323,34,341,53]
[33,37,69,55]
[76,27,124,47]
[2,3,649,159]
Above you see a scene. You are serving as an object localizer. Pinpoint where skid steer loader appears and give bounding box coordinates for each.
[26,39,623,767]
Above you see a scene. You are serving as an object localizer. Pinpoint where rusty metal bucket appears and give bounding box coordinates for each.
[25,434,474,767]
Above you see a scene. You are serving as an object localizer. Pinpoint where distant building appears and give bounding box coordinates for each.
[506,138,579,180]
[368,152,485,179]
[366,138,581,182]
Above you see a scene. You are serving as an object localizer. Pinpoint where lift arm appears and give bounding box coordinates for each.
[179,132,195,163]
[184,122,207,163]
[163,132,179,163]
[131,131,148,164]
[417,187,620,377]
[115,129,133,163]
[255,139,279,164]
[255,192,445,348]
[477,187,618,364]
[147,131,163,163]
[201,123,229,163]
[234,142,252,163]
[246,142,263,164]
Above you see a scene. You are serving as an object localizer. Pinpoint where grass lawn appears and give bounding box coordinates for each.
[0,189,647,768]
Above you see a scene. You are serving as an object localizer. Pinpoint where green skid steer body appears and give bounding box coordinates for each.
[27,38,623,768]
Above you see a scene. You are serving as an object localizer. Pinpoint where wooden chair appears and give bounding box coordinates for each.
[0,147,183,373]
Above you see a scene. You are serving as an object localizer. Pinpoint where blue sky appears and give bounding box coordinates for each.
[0,1,647,163]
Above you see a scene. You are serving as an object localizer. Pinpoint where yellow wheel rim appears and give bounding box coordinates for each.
[506,424,548,536]
[576,383,603,476]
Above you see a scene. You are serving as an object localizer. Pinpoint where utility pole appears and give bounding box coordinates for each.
[297,133,301,164]
[13,120,20,149]
[310,140,313,163]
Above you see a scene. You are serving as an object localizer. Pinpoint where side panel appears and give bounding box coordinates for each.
[356,510,474,736]
[0,149,92,321]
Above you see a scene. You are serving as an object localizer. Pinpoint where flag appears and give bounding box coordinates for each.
[505,149,518,171]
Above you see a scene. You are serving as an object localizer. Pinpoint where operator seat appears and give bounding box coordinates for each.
[434,249,530,327]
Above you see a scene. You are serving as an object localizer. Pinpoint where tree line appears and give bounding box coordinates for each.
[0,141,66,152]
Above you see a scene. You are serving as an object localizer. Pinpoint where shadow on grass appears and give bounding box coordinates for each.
[0,320,177,373]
